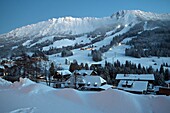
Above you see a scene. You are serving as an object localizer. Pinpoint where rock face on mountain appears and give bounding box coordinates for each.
[0,10,170,58]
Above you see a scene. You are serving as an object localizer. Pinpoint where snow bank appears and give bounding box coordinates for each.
[0,78,170,113]
[9,107,35,113]
[0,77,12,88]
[10,78,55,94]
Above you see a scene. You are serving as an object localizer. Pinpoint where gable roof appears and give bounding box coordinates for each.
[57,70,72,76]
[82,76,106,87]
[117,80,148,92]
[74,70,97,76]
[65,75,106,88]
[116,74,155,81]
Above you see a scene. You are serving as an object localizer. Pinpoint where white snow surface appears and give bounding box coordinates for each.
[22,40,32,46]
[111,10,170,22]
[49,36,170,71]
[3,17,114,39]
[12,46,18,50]
[43,39,75,51]
[43,35,91,50]
[0,78,170,113]
[9,107,35,113]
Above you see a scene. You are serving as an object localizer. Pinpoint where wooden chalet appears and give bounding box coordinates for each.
[65,74,112,91]
[53,70,72,81]
[116,74,155,94]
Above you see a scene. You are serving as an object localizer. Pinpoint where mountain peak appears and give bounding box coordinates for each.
[111,10,170,21]
[48,18,57,22]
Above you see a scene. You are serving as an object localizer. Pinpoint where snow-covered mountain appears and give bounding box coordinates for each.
[0,10,170,59]
[1,10,170,39]
[111,10,170,21]
[1,17,114,39]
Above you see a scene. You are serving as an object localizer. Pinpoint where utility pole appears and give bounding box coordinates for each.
[74,71,77,89]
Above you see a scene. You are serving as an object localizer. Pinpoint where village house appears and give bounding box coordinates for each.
[65,75,105,90]
[116,74,155,94]
[64,72,112,91]
[53,70,72,81]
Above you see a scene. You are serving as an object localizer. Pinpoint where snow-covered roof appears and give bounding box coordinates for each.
[0,65,5,69]
[82,76,106,88]
[165,80,170,84]
[99,84,113,90]
[74,70,96,76]
[65,75,106,88]
[57,70,72,76]
[117,80,148,92]
[164,67,170,72]
[4,63,13,68]
[154,86,162,92]
[116,74,155,81]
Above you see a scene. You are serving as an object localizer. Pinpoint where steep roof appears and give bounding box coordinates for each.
[74,70,97,76]
[65,75,106,88]
[57,70,72,76]
[117,80,148,92]
[82,76,106,88]
[116,74,155,81]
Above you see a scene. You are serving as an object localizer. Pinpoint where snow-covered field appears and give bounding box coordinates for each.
[0,78,170,113]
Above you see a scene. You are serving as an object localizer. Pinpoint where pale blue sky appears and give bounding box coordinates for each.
[0,0,170,34]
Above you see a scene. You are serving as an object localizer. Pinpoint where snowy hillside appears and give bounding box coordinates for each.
[0,78,170,113]
[49,36,170,71]
[0,10,170,70]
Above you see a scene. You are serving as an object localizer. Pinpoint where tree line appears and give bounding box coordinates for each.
[125,28,170,58]
[69,60,170,86]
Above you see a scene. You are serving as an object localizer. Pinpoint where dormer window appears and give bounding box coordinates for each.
[122,80,133,88]
[94,82,97,87]
[87,82,90,86]
[67,81,71,84]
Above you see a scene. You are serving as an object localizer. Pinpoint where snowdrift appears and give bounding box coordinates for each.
[0,78,170,113]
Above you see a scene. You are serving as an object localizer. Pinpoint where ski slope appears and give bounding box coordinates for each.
[49,35,170,71]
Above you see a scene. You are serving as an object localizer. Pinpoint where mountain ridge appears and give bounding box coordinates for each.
[1,10,170,40]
